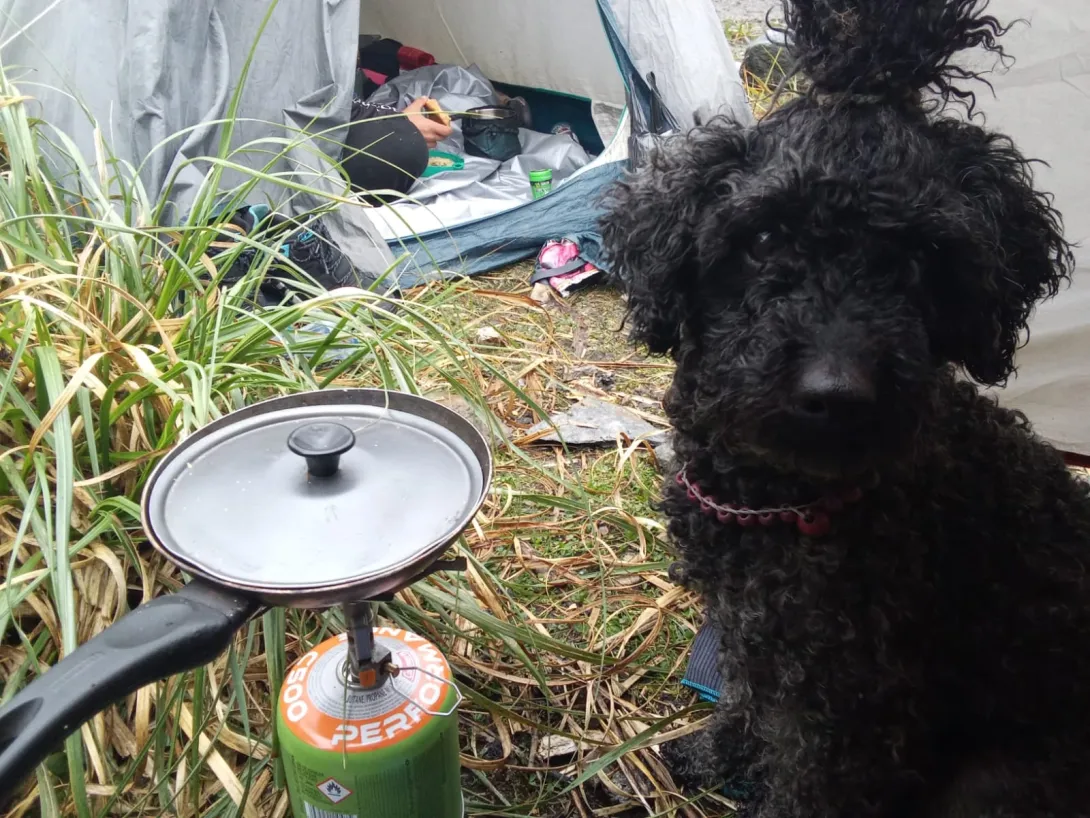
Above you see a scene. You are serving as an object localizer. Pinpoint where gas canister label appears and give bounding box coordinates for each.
[316,776,353,804]
[278,627,454,752]
[303,805,357,818]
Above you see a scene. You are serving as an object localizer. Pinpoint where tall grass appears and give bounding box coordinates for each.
[0,22,721,818]
[0,51,491,814]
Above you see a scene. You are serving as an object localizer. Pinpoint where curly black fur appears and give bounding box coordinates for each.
[600,0,1089,815]
[774,0,1015,107]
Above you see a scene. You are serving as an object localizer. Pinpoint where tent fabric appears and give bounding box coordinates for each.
[603,0,757,131]
[363,0,752,280]
[364,64,598,240]
[357,0,629,108]
[387,163,624,286]
[1,0,751,291]
[972,1,1090,455]
[0,0,397,284]
[595,0,682,167]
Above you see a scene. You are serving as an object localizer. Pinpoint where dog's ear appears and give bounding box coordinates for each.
[926,127,1073,386]
[599,125,749,355]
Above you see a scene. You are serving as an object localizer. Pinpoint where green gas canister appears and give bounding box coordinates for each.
[276,627,462,818]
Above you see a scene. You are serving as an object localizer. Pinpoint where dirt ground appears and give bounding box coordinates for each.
[714,0,775,25]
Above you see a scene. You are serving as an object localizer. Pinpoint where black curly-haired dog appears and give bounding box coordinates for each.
[600,1,1090,815]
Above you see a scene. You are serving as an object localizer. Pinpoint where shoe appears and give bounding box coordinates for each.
[206,205,360,305]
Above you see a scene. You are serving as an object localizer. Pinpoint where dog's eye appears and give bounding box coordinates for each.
[749,231,774,261]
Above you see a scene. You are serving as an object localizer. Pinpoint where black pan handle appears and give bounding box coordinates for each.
[0,580,260,797]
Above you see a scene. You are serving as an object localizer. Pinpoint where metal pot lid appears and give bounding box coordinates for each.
[141,389,491,601]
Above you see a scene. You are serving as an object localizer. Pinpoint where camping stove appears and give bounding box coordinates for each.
[276,564,467,818]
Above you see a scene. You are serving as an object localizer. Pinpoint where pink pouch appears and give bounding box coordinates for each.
[532,238,602,297]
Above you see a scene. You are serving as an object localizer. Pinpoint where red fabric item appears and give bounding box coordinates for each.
[397,46,436,70]
[535,238,601,296]
[1063,450,1090,469]
[362,69,388,86]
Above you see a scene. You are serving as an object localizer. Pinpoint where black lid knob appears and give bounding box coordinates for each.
[288,422,355,478]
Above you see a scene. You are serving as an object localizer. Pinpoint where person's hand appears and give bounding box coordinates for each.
[405,98,453,149]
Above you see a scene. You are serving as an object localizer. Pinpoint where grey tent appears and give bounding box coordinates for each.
[4,0,1083,453]
[979,1,1090,457]
[0,0,753,287]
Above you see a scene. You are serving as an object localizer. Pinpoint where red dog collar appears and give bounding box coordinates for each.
[675,465,864,537]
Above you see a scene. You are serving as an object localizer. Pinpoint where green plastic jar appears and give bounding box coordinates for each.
[529,169,553,200]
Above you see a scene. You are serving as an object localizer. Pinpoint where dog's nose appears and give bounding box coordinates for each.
[791,358,877,426]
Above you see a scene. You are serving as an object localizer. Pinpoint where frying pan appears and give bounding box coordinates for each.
[0,388,492,796]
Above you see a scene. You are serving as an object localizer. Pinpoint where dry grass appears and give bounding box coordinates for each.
[14,21,1074,818]
[741,61,806,120]
[724,16,805,119]
[0,22,809,816]
[393,267,730,817]
[0,258,736,816]
[0,181,725,817]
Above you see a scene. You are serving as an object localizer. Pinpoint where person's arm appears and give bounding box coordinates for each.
[351,97,453,149]
[351,98,401,121]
